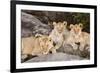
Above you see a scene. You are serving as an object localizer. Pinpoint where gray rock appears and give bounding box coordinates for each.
[58,44,90,58]
[21,28,32,37]
[21,12,52,37]
[25,53,85,63]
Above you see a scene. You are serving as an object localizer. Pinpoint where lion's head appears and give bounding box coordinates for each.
[38,35,54,54]
[69,23,83,35]
[53,21,67,33]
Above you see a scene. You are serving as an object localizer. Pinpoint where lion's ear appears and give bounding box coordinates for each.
[53,22,57,26]
[79,23,83,28]
[69,24,74,29]
[63,21,67,26]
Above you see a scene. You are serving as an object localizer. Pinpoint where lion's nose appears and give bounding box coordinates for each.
[75,42,80,45]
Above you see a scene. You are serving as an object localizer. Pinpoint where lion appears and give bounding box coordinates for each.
[21,34,54,60]
[49,21,67,53]
[73,23,90,51]
[64,23,90,51]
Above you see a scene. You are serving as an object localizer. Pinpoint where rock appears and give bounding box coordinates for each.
[57,44,90,59]
[21,28,32,37]
[25,53,85,63]
[57,44,74,54]
[21,12,52,37]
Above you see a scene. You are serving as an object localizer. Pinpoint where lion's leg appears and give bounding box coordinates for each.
[55,41,63,49]
[67,40,78,50]
[85,45,90,52]
[66,37,78,50]
[86,40,90,52]
[72,43,78,50]
[54,44,60,50]
[51,48,57,54]
[79,43,85,51]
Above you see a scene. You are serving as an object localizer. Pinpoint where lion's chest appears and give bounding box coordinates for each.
[49,30,63,44]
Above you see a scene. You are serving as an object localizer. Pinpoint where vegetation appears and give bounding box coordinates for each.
[22,10,90,32]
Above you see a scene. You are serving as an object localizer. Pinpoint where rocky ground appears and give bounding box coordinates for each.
[25,53,85,63]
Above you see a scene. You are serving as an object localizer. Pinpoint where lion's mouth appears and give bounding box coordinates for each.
[58,29,63,33]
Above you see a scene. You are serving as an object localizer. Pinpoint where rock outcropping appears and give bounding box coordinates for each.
[25,53,84,63]
[21,12,51,37]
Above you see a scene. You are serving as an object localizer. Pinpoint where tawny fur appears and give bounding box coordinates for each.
[49,21,67,53]
[64,23,90,51]
[21,34,54,59]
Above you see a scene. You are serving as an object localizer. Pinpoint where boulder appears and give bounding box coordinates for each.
[21,12,52,37]
[57,44,90,58]
[25,53,85,63]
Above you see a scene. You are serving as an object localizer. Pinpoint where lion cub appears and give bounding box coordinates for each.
[64,23,90,51]
[21,34,54,60]
[49,21,67,53]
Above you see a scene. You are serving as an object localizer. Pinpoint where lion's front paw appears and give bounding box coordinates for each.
[51,49,57,54]
[73,45,78,50]
[43,51,49,55]
[79,46,84,51]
